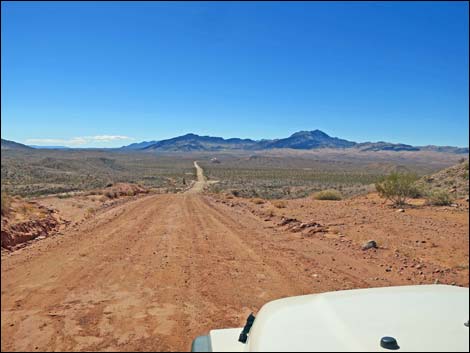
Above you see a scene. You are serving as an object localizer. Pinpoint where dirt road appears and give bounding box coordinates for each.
[1,167,468,351]
[184,161,206,194]
[2,193,310,351]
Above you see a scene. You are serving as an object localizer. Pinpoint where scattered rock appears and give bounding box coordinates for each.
[278,217,299,226]
[396,209,405,213]
[362,240,378,250]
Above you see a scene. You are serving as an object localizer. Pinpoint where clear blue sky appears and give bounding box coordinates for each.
[2,1,469,147]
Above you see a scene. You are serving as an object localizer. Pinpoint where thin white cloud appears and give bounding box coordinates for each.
[86,135,132,142]
[26,135,134,146]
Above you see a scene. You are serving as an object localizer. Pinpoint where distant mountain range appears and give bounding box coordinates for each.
[121,130,469,154]
[1,139,33,150]
[2,131,469,154]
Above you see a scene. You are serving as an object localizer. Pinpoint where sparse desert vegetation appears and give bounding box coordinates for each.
[1,150,195,197]
[313,189,342,200]
[1,147,468,353]
[199,151,462,200]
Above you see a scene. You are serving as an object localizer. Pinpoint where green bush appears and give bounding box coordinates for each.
[313,189,342,201]
[425,190,453,206]
[375,172,419,206]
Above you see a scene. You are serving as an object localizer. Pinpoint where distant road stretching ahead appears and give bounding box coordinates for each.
[185,161,206,194]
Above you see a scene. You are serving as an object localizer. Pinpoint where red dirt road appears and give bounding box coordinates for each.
[1,190,468,351]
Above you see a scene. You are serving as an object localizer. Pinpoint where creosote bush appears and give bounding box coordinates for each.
[425,190,453,206]
[375,172,419,206]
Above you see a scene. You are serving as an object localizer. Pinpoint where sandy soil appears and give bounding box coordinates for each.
[1,166,468,351]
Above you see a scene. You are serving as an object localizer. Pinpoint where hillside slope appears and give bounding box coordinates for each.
[1,139,33,150]
[417,159,469,198]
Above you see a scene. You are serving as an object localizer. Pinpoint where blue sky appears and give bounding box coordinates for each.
[1,1,469,147]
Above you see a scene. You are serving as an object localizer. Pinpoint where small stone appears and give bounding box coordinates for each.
[396,209,405,213]
[362,240,378,250]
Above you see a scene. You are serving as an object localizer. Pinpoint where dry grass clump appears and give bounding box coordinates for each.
[85,207,96,218]
[19,202,36,215]
[313,189,342,201]
[1,192,11,216]
[271,200,287,208]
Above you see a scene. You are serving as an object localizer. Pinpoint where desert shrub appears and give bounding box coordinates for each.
[425,190,453,206]
[375,172,419,206]
[104,191,117,199]
[85,207,96,218]
[252,198,265,204]
[266,208,276,217]
[313,189,342,201]
[57,193,73,199]
[126,190,135,197]
[1,192,10,216]
[408,185,424,199]
[272,200,287,208]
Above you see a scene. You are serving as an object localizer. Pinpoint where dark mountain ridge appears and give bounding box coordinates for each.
[1,139,33,150]
[124,130,468,154]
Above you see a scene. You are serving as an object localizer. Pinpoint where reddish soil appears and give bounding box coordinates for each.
[1,199,63,251]
[1,188,468,351]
